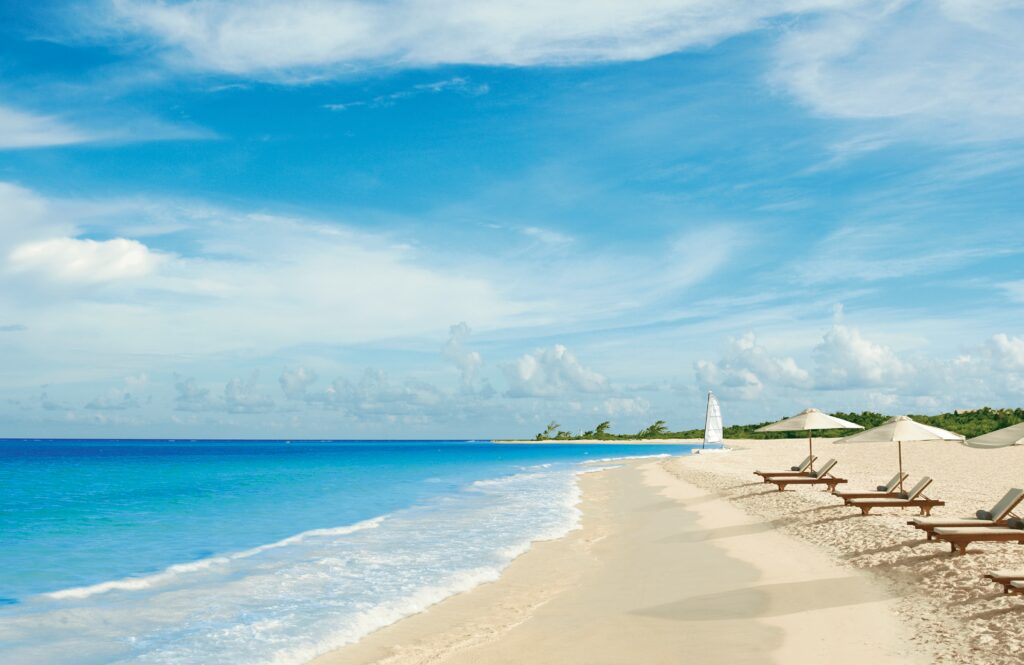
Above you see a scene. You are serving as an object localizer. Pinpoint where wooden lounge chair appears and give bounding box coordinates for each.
[754,455,817,483]
[908,488,1024,540]
[767,459,847,493]
[932,519,1024,555]
[984,571,1024,593]
[846,477,944,516]
[834,472,909,503]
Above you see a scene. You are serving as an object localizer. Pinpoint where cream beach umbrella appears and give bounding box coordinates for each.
[755,408,864,471]
[966,422,1024,449]
[839,416,964,491]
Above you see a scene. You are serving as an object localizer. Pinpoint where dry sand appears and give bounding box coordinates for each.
[667,439,1024,664]
[313,451,934,665]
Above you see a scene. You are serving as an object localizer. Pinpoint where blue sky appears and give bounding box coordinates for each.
[1,0,1023,438]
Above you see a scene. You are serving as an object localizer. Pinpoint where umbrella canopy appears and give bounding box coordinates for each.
[756,408,864,470]
[840,416,964,490]
[757,408,864,433]
[965,422,1024,449]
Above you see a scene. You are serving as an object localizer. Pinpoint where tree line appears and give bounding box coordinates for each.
[532,407,1024,441]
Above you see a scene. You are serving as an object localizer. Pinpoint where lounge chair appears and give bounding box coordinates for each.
[834,472,909,503]
[754,455,817,483]
[846,477,944,516]
[984,571,1024,593]
[908,488,1024,540]
[767,459,847,493]
[932,519,1024,555]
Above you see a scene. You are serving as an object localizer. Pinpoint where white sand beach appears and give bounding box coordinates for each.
[311,436,1024,664]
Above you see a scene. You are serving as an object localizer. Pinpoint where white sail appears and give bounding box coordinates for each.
[703,391,723,446]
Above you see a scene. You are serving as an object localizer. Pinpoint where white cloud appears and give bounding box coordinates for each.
[8,237,161,283]
[1000,281,1024,303]
[812,324,908,388]
[695,332,810,400]
[504,344,607,397]
[224,373,275,413]
[792,223,1008,286]
[984,333,1024,371]
[100,0,852,78]
[174,377,217,412]
[441,322,483,390]
[323,76,488,111]
[521,226,573,245]
[85,391,141,410]
[602,396,650,416]
[773,1,1024,139]
[279,366,319,400]
[0,105,97,150]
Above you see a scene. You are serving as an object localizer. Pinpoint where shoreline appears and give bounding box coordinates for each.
[312,454,923,664]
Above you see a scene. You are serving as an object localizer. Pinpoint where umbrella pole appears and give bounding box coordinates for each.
[808,431,813,471]
[898,440,904,492]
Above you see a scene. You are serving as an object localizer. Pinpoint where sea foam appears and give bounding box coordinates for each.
[5,463,593,665]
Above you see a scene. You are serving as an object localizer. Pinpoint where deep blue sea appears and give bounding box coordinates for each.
[0,439,698,664]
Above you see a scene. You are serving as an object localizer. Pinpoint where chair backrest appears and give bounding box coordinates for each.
[795,455,814,472]
[812,459,837,478]
[882,473,907,492]
[989,488,1024,521]
[903,476,932,500]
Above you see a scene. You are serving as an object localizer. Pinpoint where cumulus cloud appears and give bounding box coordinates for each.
[602,396,650,416]
[504,344,607,398]
[174,377,217,412]
[698,324,1024,415]
[224,373,275,413]
[279,366,319,400]
[812,324,908,389]
[695,332,810,400]
[97,0,849,78]
[85,391,141,411]
[987,333,1024,370]
[8,237,161,283]
[39,390,70,412]
[441,322,483,390]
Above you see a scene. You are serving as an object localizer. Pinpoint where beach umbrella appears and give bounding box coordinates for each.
[965,422,1024,449]
[839,416,964,491]
[755,408,864,471]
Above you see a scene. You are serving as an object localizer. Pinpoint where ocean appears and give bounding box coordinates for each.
[0,439,699,664]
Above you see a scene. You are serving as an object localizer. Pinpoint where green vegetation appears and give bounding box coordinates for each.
[528,407,1024,441]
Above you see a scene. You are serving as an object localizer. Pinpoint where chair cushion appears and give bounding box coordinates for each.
[1008,518,1024,530]
[790,466,800,471]
[898,492,910,500]
[876,485,888,491]
[977,510,994,520]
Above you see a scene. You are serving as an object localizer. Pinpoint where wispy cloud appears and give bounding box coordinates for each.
[90,1,850,78]
[0,104,99,149]
[772,1,1024,141]
[323,77,488,111]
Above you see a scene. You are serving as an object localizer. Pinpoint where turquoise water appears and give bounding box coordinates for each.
[0,439,697,664]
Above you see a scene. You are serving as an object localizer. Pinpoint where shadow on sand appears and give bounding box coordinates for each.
[632,576,890,621]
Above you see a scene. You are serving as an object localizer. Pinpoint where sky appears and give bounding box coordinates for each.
[1,0,1023,439]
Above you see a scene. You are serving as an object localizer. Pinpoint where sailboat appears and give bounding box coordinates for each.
[702,391,723,449]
